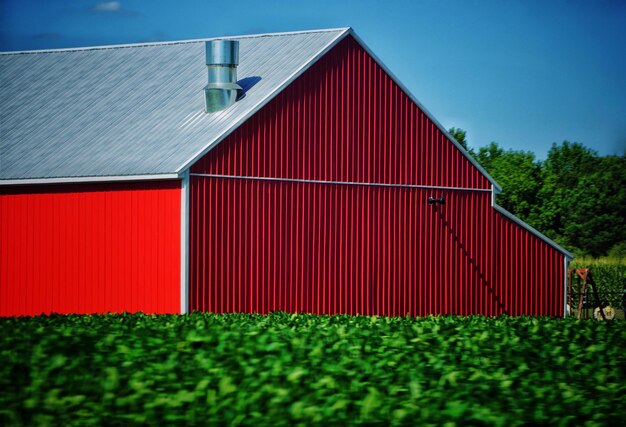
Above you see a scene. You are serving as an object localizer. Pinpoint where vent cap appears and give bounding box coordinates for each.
[204,40,242,113]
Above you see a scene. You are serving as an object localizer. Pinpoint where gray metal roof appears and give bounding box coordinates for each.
[0,27,501,191]
[0,28,349,182]
[0,28,571,258]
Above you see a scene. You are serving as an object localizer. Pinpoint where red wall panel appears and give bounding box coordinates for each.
[190,177,564,316]
[188,34,565,317]
[0,181,181,316]
[492,211,565,316]
[191,36,491,190]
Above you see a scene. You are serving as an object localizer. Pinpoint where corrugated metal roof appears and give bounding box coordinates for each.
[0,28,569,259]
[0,28,350,181]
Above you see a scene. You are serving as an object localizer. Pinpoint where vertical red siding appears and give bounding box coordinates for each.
[0,181,181,316]
[191,36,491,190]
[188,34,566,317]
[190,177,489,315]
[190,177,564,316]
[492,211,564,316]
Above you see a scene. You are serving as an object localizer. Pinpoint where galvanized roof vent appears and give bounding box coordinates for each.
[204,40,242,113]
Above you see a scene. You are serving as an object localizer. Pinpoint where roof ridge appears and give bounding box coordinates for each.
[0,27,351,56]
[224,27,350,40]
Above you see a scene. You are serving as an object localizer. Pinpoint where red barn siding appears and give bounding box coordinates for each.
[189,177,488,315]
[492,211,565,316]
[191,36,491,190]
[187,34,566,317]
[190,177,564,316]
[0,181,181,316]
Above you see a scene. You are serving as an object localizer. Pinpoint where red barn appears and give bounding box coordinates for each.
[0,28,572,317]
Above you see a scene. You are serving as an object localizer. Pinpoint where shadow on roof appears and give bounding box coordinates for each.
[236,76,262,101]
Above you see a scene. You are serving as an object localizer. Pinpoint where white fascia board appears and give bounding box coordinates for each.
[563,257,569,318]
[0,174,180,186]
[180,170,190,315]
[190,172,492,192]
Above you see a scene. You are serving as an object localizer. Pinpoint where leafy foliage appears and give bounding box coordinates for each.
[475,143,542,219]
[448,127,469,151]
[530,142,626,257]
[451,127,626,257]
[1,313,625,426]
[608,241,626,258]
[570,257,626,296]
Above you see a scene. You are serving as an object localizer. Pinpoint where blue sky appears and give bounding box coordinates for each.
[1,0,625,159]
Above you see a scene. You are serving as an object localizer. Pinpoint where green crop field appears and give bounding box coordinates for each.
[1,313,625,426]
[570,257,625,295]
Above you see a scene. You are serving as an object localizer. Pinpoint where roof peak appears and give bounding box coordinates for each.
[0,27,352,56]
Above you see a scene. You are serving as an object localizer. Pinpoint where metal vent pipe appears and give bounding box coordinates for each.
[204,40,242,113]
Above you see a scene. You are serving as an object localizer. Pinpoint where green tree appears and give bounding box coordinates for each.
[530,142,626,256]
[473,141,503,171]
[475,142,541,220]
[450,130,626,257]
[448,127,469,151]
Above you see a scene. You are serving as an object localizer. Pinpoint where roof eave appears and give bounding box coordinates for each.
[0,173,181,186]
[494,204,574,259]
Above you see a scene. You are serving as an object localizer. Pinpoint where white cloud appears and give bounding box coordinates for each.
[88,2,138,16]
[93,2,122,12]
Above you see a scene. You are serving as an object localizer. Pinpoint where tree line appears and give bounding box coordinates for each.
[449,128,626,258]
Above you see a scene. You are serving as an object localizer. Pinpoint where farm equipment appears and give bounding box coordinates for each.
[568,269,610,320]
